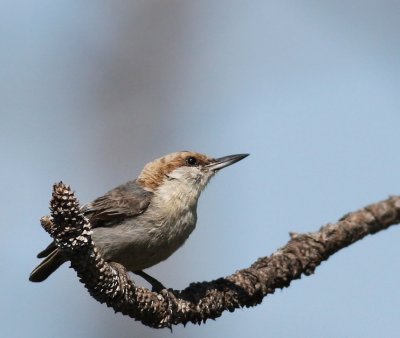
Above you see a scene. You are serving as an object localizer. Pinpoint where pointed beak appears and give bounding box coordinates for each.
[206,153,249,171]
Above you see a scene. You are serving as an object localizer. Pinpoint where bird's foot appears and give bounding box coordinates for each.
[109,262,131,288]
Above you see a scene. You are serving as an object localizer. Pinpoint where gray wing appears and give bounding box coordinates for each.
[81,180,153,228]
[36,180,152,259]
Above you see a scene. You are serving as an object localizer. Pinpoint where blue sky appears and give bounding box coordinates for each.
[1,1,399,337]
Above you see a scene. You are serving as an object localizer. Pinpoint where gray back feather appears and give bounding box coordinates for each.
[82,180,153,227]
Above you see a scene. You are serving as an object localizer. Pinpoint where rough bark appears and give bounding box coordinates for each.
[40,182,400,328]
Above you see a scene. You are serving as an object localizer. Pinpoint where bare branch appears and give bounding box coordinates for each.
[41,182,400,328]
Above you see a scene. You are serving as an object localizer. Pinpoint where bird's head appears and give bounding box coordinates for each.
[137,151,249,193]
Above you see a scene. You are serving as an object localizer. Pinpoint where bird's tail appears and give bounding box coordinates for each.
[29,249,66,282]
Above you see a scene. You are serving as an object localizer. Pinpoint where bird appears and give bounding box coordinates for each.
[29,151,249,289]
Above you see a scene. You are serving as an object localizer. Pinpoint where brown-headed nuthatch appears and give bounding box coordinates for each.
[30,151,249,289]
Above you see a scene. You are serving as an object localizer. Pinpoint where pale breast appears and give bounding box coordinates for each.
[114,210,197,271]
[92,181,200,271]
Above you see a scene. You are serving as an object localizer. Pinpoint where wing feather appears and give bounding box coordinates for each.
[81,180,153,228]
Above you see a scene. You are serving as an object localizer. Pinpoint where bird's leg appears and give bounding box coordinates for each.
[134,270,166,292]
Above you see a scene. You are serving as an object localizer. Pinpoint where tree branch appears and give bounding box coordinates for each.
[41,182,400,328]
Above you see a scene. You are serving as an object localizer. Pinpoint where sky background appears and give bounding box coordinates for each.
[1,1,400,337]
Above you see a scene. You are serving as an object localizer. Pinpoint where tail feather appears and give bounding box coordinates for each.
[37,241,57,258]
[29,249,66,282]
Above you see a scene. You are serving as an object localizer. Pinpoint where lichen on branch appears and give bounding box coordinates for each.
[39,182,400,328]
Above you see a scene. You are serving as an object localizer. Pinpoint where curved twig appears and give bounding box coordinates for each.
[40,182,400,328]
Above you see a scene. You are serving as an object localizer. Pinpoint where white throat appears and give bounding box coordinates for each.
[149,166,213,226]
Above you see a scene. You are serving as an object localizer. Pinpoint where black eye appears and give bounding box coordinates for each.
[186,156,198,166]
